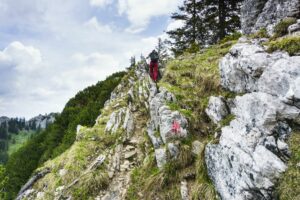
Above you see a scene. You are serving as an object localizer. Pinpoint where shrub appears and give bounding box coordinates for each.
[273,18,297,38]
[219,32,242,44]
[267,36,300,55]
[251,28,269,38]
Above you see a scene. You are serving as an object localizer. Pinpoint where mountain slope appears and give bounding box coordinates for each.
[4,72,126,199]
[12,33,300,200]
[14,40,239,200]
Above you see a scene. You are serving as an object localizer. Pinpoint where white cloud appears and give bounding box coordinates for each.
[117,0,182,33]
[0,41,42,71]
[166,20,185,32]
[0,0,182,118]
[84,17,112,33]
[90,0,113,7]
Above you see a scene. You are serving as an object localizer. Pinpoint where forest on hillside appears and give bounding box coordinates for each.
[0,71,125,199]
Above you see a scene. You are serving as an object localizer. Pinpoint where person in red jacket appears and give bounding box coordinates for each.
[148,50,159,82]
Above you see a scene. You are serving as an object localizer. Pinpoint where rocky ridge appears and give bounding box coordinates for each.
[205,37,300,200]
[17,60,190,200]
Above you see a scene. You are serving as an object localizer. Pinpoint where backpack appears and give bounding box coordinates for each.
[150,51,159,62]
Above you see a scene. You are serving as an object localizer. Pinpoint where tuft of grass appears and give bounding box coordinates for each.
[219,32,242,44]
[276,131,300,200]
[273,18,297,38]
[72,171,109,199]
[126,144,194,200]
[251,28,269,39]
[220,114,235,127]
[267,36,300,55]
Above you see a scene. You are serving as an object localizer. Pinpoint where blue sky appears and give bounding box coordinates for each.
[0,0,184,119]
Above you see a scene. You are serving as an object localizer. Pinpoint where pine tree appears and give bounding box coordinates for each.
[167,0,242,54]
[203,0,242,44]
[167,0,206,56]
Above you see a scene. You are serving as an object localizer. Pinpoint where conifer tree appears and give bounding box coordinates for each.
[167,0,206,56]
[203,0,242,44]
[167,0,242,55]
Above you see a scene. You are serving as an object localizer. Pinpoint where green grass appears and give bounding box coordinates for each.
[160,40,237,134]
[251,28,269,39]
[273,18,297,38]
[126,145,193,200]
[267,36,300,55]
[8,130,36,155]
[276,131,300,200]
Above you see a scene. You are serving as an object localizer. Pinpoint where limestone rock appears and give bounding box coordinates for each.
[168,143,179,158]
[241,0,300,34]
[219,43,288,93]
[87,155,106,171]
[159,109,188,143]
[284,77,300,109]
[288,19,300,35]
[205,96,229,124]
[205,91,300,199]
[105,108,126,133]
[180,180,189,200]
[258,56,300,98]
[124,150,136,159]
[123,108,134,137]
[155,148,167,169]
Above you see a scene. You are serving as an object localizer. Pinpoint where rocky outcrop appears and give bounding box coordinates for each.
[17,168,51,200]
[288,19,300,35]
[241,0,300,34]
[206,39,300,200]
[219,41,289,93]
[147,82,189,168]
[27,113,57,129]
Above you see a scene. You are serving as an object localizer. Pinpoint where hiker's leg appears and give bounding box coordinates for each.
[153,62,158,81]
[149,62,154,80]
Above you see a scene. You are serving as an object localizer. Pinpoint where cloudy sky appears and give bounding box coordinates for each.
[0,0,183,119]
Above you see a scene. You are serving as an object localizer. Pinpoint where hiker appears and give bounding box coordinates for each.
[147,50,159,82]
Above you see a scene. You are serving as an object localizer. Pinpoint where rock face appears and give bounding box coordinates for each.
[27,113,57,129]
[241,0,300,34]
[219,41,289,93]
[206,39,300,200]
[205,96,229,124]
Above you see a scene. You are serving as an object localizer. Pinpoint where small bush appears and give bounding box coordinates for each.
[251,28,269,38]
[267,36,300,55]
[273,18,297,38]
[219,32,242,44]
